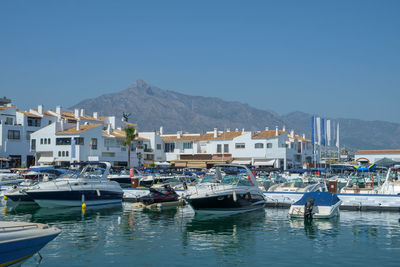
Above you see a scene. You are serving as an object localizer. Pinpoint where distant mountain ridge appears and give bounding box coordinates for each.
[71,79,400,150]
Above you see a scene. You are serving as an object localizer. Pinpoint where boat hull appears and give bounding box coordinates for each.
[26,190,123,208]
[0,222,60,266]
[5,192,35,203]
[186,192,265,214]
[288,202,341,219]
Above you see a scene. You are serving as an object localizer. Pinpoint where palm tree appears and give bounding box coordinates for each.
[122,126,137,167]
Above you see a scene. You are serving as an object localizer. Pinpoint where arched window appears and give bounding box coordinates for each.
[62,151,65,157]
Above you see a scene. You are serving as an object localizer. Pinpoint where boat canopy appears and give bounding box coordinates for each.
[293,192,341,207]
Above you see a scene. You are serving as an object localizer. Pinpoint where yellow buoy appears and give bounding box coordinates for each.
[3,195,8,201]
[82,203,86,210]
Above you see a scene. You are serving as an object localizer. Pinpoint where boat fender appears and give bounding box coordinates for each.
[3,195,8,201]
[304,197,315,220]
[233,191,237,202]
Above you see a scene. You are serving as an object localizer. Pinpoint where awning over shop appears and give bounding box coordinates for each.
[174,162,187,167]
[253,159,276,167]
[38,157,54,163]
[186,162,207,168]
[0,158,8,161]
[231,160,251,165]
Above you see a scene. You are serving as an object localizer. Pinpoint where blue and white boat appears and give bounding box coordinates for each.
[25,162,123,208]
[0,221,60,266]
[288,192,342,219]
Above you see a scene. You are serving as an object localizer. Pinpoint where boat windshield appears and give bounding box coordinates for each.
[80,165,106,179]
[221,174,253,186]
[200,174,219,183]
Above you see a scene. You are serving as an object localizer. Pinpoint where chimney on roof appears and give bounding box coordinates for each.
[93,112,98,119]
[226,128,230,132]
[107,123,111,135]
[303,133,306,139]
[214,128,218,138]
[235,128,239,132]
[265,127,269,131]
[74,108,79,118]
[56,106,62,122]
[177,131,182,139]
[242,128,245,133]
[76,120,80,131]
[80,109,85,117]
[38,105,43,115]
[283,125,286,132]
[290,129,294,137]
[275,126,279,137]
[160,126,163,135]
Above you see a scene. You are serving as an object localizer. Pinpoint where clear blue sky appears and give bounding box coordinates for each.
[1,0,399,122]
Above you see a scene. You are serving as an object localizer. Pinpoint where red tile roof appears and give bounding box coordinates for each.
[253,130,286,139]
[56,124,102,134]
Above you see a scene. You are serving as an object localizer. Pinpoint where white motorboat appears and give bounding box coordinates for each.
[25,162,123,208]
[268,178,327,193]
[183,164,265,214]
[340,176,379,194]
[0,221,60,266]
[288,192,342,219]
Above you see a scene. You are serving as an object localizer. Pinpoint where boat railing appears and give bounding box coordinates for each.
[0,223,40,231]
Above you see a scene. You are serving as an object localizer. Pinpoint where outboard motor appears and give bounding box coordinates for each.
[304,197,315,220]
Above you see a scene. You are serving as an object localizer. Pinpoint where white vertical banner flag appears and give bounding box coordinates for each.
[316,117,321,145]
[336,123,340,148]
[327,120,331,146]
[71,138,76,159]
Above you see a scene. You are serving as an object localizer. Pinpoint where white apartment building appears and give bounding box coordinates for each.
[30,107,149,167]
[0,102,58,168]
[160,126,312,170]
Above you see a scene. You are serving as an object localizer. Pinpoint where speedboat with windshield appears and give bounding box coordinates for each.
[25,162,123,208]
[183,164,265,214]
[5,170,77,204]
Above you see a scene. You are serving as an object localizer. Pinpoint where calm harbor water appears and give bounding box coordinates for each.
[1,202,399,266]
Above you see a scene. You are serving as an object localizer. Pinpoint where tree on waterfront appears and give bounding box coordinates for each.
[123,126,137,167]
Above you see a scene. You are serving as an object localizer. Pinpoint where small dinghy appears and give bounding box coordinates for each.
[288,192,342,219]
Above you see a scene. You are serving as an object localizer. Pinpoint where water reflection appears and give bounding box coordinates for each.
[289,216,340,239]
[183,210,266,254]
[30,204,123,224]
